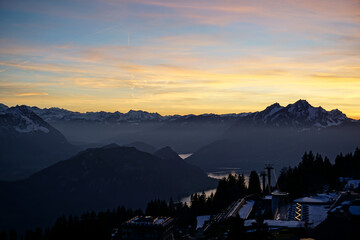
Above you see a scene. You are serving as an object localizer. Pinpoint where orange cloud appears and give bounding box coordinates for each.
[15,92,48,97]
[0,0,359,117]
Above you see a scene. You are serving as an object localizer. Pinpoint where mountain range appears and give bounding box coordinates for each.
[24,105,245,123]
[229,100,349,129]
[186,100,360,171]
[0,106,77,180]
[0,99,359,231]
[0,145,217,231]
[13,105,246,152]
[2,100,355,154]
[1,100,359,176]
[1,100,353,128]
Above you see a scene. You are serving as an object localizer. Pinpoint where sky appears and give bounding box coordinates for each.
[0,0,359,118]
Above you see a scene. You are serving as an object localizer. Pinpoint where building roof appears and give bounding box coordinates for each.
[348,206,360,216]
[244,220,305,228]
[294,193,337,204]
[123,216,173,227]
[271,191,289,196]
[196,215,211,229]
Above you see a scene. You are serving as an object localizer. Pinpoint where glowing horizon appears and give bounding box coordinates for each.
[1,0,359,119]
[2,99,359,120]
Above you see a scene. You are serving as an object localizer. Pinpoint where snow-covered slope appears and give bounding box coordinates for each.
[20,105,247,123]
[0,103,8,112]
[2,100,350,129]
[0,106,51,133]
[237,100,350,129]
[187,100,360,171]
[27,107,166,122]
[0,105,76,180]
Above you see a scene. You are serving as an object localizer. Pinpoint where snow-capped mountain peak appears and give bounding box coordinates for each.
[0,103,8,112]
[0,105,50,133]
[282,100,349,128]
[283,100,346,126]
[0,100,353,130]
[263,103,284,119]
[125,110,163,121]
[240,100,350,129]
[286,99,317,116]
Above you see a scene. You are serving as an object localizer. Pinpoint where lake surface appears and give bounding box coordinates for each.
[178,153,192,159]
[179,188,217,205]
[177,153,251,204]
[179,169,250,205]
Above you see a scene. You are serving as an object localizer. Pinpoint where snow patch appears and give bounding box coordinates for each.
[14,115,50,133]
[244,220,304,228]
[307,205,328,228]
[2,107,51,133]
[345,179,360,190]
[238,200,254,219]
[294,194,336,204]
[267,106,283,117]
[348,206,360,216]
[196,215,210,229]
[307,107,318,120]
[16,125,49,133]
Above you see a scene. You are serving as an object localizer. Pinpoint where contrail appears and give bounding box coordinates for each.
[128,32,130,47]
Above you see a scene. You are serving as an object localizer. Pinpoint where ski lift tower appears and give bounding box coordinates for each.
[265,164,274,193]
[260,171,267,193]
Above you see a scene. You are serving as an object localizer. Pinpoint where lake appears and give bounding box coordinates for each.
[179,168,250,205]
[178,153,251,204]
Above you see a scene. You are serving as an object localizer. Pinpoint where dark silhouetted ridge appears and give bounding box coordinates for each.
[0,144,217,231]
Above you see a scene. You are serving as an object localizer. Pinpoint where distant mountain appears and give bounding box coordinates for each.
[6,104,245,152]
[0,103,8,112]
[27,106,165,122]
[0,106,76,180]
[231,100,349,129]
[125,141,157,154]
[187,100,360,171]
[154,146,183,161]
[0,145,217,231]
[2,101,352,129]
[2,100,359,168]
[23,105,246,123]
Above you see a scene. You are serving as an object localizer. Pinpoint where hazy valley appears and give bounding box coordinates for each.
[1,100,359,238]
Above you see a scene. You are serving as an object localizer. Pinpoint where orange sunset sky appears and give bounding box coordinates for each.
[0,0,359,118]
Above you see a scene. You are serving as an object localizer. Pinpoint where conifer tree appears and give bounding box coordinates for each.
[248,171,261,195]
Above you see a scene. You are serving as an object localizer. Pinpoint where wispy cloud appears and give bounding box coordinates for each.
[15,92,48,97]
[0,0,359,117]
